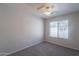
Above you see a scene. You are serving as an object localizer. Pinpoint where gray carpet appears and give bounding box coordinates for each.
[8,42,79,56]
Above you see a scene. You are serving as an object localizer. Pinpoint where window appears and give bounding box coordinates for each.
[49,21,58,37]
[49,20,68,39]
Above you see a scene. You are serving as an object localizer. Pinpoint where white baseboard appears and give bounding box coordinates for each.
[46,40,79,51]
[0,53,10,56]
[5,40,42,56]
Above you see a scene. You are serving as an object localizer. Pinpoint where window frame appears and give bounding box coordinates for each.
[49,20,68,39]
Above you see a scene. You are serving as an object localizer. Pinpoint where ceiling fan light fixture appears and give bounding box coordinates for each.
[37,3,54,16]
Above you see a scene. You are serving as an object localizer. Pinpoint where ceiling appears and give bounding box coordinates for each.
[26,3,79,18]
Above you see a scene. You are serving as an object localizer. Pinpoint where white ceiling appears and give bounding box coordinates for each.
[26,3,79,18]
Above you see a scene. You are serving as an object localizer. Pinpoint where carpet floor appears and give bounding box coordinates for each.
[8,42,79,56]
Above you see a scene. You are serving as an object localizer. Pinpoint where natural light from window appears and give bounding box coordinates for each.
[49,20,68,39]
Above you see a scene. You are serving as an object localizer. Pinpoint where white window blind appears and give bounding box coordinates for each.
[49,20,68,39]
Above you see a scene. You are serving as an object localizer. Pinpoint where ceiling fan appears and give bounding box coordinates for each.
[37,3,54,16]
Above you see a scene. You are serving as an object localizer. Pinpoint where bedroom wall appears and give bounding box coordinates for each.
[44,11,79,51]
[0,4,44,55]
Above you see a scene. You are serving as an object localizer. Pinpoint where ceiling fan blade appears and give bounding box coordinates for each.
[37,5,46,10]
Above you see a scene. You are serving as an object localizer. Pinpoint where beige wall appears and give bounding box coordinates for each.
[45,11,79,50]
[0,4,44,55]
